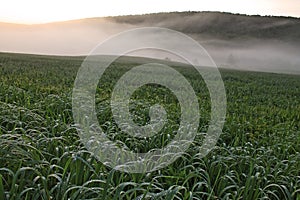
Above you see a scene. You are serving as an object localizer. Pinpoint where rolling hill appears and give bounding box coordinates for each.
[0,11,300,74]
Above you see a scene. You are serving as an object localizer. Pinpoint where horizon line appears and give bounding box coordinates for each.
[1,11,299,25]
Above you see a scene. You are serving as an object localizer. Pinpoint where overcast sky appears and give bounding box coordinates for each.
[1,0,300,24]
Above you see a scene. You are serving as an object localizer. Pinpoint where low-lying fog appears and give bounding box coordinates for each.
[0,13,299,74]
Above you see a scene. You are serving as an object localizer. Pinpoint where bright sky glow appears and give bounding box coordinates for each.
[0,0,299,24]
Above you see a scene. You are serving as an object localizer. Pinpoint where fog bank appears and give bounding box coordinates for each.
[0,12,299,74]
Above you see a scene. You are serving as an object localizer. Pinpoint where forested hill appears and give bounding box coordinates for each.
[1,11,300,73]
[106,12,300,41]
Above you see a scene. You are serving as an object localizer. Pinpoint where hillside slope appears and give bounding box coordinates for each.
[0,12,299,74]
[108,12,300,42]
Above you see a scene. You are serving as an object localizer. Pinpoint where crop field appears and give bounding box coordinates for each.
[0,52,299,200]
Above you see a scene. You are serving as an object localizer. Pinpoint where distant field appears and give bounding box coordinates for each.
[0,52,299,199]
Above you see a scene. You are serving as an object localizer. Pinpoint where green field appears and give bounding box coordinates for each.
[0,52,299,199]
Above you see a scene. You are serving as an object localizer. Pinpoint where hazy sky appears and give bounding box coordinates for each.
[0,0,299,24]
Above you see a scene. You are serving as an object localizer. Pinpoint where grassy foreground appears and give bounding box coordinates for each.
[0,52,299,199]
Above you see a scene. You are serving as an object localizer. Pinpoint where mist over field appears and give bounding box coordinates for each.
[1,10,300,199]
[1,12,300,74]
